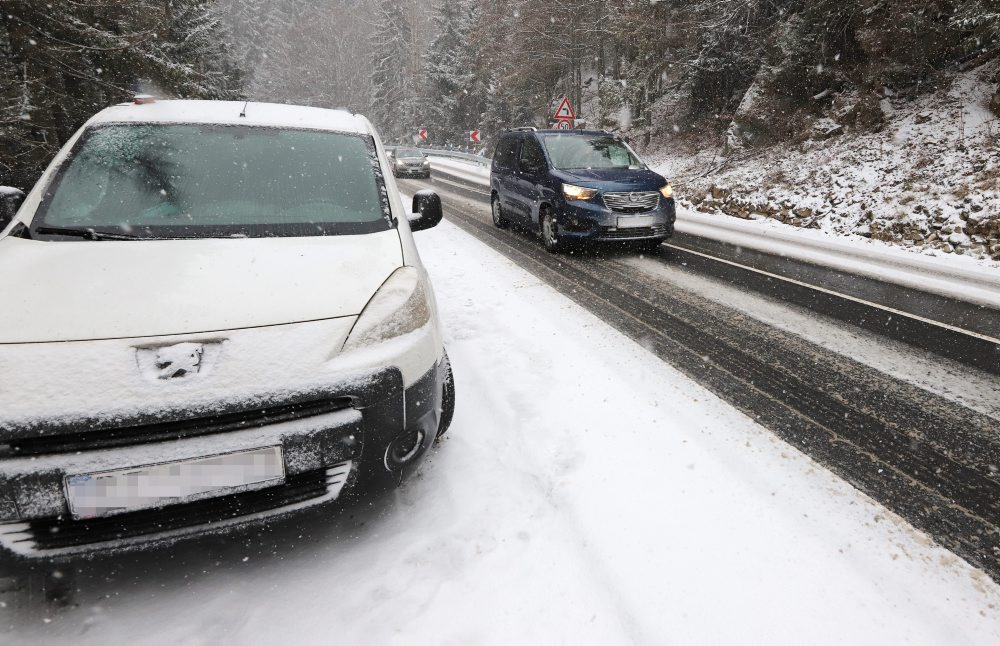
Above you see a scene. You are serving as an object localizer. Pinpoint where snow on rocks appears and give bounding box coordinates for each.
[649,60,1000,264]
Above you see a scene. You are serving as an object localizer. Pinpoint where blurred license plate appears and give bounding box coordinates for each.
[618,215,657,228]
[65,446,285,519]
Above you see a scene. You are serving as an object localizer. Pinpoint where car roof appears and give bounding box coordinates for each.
[532,129,612,136]
[91,100,371,134]
[500,129,613,138]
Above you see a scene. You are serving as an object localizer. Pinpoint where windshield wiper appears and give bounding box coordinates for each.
[34,226,144,241]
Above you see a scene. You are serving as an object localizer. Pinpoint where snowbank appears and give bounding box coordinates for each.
[647,61,1000,267]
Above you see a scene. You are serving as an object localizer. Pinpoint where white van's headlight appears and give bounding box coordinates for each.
[342,267,431,351]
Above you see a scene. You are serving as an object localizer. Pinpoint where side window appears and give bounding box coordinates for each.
[493,136,520,171]
[518,137,546,173]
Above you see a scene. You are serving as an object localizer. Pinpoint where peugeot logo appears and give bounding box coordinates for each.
[136,342,221,381]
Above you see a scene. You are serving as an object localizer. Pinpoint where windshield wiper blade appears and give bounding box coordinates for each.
[34,226,143,241]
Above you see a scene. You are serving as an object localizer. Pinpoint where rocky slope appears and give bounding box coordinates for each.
[647,60,1000,264]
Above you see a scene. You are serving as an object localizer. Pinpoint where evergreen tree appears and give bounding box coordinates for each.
[419,0,472,142]
[0,0,243,189]
[369,0,414,141]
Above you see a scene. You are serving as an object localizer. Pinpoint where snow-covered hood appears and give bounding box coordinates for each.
[552,168,667,193]
[0,230,403,343]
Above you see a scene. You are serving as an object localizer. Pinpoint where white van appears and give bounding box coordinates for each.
[0,99,454,557]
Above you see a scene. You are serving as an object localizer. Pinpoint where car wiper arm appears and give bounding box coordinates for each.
[34,226,143,241]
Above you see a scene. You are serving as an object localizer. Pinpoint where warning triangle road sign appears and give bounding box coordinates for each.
[553,97,576,120]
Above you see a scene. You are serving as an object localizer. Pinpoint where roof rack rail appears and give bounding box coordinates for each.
[509,127,537,132]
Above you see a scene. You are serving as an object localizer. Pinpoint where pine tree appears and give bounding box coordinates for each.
[0,1,244,189]
[419,0,472,142]
[369,0,414,141]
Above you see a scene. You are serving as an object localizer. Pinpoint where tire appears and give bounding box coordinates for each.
[436,351,456,439]
[540,209,563,253]
[491,195,509,229]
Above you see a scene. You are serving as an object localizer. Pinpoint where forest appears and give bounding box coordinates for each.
[2,0,999,189]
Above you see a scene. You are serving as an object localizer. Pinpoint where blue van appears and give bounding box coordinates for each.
[489,128,676,252]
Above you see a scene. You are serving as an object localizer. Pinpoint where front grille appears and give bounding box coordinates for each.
[3,463,351,552]
[4,396,354,457]
[599,225,671,240]
[603,191,660,213]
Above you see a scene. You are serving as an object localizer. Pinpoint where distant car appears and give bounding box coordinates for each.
[490,128,676,252]
[0,99,455,558]
[392,148,431,178]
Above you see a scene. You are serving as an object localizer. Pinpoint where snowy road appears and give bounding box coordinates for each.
[5,215,999,644]
[399,167,1000,581]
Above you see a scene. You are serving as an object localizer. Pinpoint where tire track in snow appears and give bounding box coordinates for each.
[398,177,1000,583]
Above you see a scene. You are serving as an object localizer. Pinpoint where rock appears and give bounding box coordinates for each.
[915,111,933,124]
[711,185,730,200]
[793,206,814,219]
[811,118,844,139]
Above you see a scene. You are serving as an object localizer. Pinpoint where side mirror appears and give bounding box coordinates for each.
[0,188,26,230]
[409,190,442,232]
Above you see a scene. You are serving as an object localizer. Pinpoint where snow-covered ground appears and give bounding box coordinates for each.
[6,217,999,645]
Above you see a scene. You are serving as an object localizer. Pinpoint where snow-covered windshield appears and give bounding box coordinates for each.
[541,134,646,171]
[33,125,391,239]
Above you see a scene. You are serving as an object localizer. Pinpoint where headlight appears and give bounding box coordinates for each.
[660,184,674,199]
[563,184,598,201]
[342,267,431,352]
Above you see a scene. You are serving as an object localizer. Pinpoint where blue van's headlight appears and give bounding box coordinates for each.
[563,184,598,201]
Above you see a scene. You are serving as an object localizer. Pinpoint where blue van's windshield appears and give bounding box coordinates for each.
[541,134,646,170]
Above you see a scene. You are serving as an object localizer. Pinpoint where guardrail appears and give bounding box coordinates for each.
[418,157,1000,338]
[387,146,491,168]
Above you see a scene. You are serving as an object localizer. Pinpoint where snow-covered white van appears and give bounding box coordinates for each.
[0,100,454,557]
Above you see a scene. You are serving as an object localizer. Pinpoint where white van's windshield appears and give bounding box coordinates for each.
[33,124,392,239]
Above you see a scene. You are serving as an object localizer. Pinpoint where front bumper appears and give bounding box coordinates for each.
[557,196,676,242]
[394,165,431,177]
[0,362,445,558]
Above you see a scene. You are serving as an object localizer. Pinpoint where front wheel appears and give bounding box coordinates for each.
[492,196,509,229]
[436,352,456,439]
[540,209,564,253]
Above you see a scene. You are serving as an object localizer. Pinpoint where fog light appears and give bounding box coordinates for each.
[385,429,425,468]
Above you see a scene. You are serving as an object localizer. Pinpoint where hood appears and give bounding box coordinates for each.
[0,230,403,343]
[552,168,667,193]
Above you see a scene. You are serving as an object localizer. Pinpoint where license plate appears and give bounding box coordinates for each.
[618,214,657,228]
[65,446,285,519]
